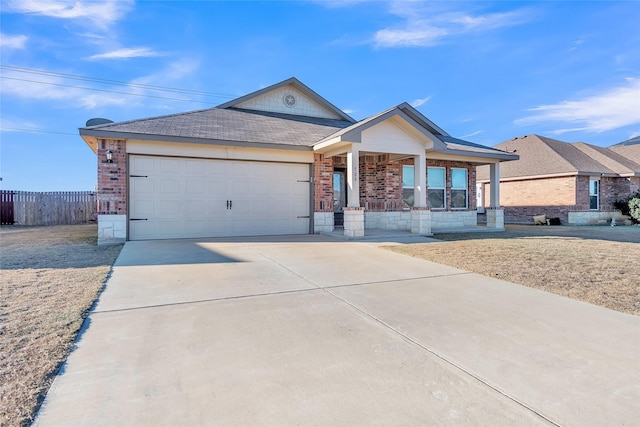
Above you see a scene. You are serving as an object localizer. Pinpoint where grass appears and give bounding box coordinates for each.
[0,224,122,426]
[387,225,640,316]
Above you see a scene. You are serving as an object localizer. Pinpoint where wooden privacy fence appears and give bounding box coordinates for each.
[0,190,97,226]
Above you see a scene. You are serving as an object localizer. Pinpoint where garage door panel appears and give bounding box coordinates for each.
[160,180,181,194]
[129,155,309,240]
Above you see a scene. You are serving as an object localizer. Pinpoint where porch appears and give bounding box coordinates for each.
[311,103,514,238]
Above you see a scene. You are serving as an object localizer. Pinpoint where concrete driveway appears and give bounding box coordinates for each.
[35,235,639,426]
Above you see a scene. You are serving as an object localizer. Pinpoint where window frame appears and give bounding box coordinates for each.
[427,166,446,210]
[450,168,468,209]
[589,178,599,210]
[402,165,415,208]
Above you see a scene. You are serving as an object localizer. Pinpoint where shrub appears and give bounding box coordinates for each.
[630,196,640,223]
[614,190,640,224]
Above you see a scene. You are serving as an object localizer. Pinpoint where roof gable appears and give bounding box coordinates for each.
[217,77,355,123]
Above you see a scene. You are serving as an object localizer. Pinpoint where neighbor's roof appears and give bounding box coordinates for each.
[475,134,640,181]
[80,107,353,148]
[572,142,640,176]
[611,136,640,147]
[609,143,640,164]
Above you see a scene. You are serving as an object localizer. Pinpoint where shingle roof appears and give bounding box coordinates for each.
[81,107,352,147]
[610,144,640,164]
[611,136,640,147]
[476,135,621,181]
[572,142,640,175]
[437,135,517,158]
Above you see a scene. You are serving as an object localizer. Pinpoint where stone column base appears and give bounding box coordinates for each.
[344,207,365,238]
[98,214,127,245]
[411,208,432,235]
[313,212,334,233]
[486,208,505,230]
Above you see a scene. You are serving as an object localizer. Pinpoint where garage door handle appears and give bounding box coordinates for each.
[129,175,148,178]
[130,218,148,221]
[226,200,233,209]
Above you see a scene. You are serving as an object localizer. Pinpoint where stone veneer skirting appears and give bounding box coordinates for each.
[430,210,477,229]
[568,211,630,225]
[98,214,127,245]
[364,211,411,230]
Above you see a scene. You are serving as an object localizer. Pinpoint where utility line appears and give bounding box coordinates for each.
[0,127,78,136]
[0,64,236,99]
[0,76,218,104]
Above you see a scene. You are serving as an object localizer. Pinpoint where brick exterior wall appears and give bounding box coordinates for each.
[313,153,333,212]
[483,175,637,224]
[426,159,476,211]
[97,139,127,215]
[313,155,476,214]
[630,177,640,195]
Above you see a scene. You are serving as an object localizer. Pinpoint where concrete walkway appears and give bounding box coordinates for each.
[35,235,639,426]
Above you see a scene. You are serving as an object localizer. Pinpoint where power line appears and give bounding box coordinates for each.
[0,76,219,104]
[0,127,78,136]
[0,64,236,99]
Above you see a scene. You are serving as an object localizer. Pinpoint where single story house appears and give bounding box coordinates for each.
[476,134,640,225]
[80,78,518,244]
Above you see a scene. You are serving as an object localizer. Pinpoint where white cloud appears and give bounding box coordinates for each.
[515,78,640,134]
[4,0,134,30]
[461,130,483,138]
[410,96,431,107]
[88,47,164,60]
[131,60,200,85]
[373,3,532,48]
[0,33,28,49]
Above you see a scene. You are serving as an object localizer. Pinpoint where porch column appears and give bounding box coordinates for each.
[489,162,500,208]
[414,152,427,208]
[487,162,504,230]
[346,145,360,208]
[344,145,364,237]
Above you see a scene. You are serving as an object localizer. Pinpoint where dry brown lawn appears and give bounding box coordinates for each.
[0,224,122,426]
[388,224,640,316]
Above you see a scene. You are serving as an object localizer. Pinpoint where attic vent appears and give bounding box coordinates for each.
[86,118,114,127]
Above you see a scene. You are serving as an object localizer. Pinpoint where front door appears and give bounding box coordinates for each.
[333,170,346,226]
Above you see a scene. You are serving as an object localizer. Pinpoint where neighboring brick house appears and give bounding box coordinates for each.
[476,135,640,225]
[80,77,517,244]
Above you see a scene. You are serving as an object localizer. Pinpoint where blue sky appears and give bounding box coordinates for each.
[1,0,639,191]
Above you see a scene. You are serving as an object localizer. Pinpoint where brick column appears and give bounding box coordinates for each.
[313,154,334,233]
[97,139,127,244]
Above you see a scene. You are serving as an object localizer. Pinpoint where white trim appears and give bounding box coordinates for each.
[427,166,446,209]
[450,167,468,209]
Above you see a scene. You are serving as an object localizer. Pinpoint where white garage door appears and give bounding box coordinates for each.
[129,155,310,240]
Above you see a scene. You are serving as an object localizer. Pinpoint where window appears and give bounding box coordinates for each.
[427,167,445,209]
[402,165,414,208]
[589,178,599,210]
[451,168,468,209]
